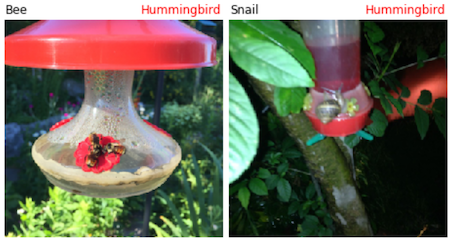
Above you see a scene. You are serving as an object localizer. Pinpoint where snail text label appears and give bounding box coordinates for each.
[232,4,258,14]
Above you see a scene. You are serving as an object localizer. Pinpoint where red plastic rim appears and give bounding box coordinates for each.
[305,100,373,137]
[49,117,74,131]
[5,20,217,70]
[143,119,172,137]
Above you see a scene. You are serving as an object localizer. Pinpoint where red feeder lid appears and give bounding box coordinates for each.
[5,20,217,70]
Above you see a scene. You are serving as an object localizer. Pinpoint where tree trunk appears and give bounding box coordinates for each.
[248,76,373,236]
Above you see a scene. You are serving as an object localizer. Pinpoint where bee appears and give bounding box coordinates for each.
[316,85,347,124]
[85,132,104,168]
[104,142,126,157]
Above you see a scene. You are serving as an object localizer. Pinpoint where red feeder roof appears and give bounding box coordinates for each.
[5,20,217,70]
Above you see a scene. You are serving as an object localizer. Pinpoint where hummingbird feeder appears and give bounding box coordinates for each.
[5,20,217,198]
[300,20,373,146]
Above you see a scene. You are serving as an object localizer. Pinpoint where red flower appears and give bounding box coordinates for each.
[143,119,172,137]
[73,134,122,174]
[50,117,74,131]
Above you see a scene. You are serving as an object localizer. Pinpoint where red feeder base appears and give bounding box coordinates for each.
[305,83,373,137]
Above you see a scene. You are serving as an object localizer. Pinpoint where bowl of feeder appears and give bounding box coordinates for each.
[5,20,217,198]
[305,83,373,137]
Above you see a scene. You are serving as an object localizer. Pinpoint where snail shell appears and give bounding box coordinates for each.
[316,99,341,124]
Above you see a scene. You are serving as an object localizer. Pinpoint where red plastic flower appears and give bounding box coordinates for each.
[74,134,122,174]
[50,117,74,131]
[143,119,172,137]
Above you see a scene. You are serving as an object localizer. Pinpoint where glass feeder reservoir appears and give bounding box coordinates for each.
[5,20,217,198]
[300,20,373,137]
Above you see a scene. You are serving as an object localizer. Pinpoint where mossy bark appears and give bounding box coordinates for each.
[248,76,372,236]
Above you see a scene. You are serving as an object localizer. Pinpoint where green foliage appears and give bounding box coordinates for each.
[229,20,315,183]
[432,98,446,139]
[229,112,333,236]
[149,146,223,237]
[414,106,430,140]
[274,87,307,116]
[6,67,77,124]
[5,181,23,221]
[416,46,429,69]
[362,21,446,142]
[366,109,388,138]
[7,186,124,237]
[229,73,259,184]
[230,20,316,79]
[438,40,446,59]
[417,90,432,105]
[230,20,314,88]
[161,102,202,136]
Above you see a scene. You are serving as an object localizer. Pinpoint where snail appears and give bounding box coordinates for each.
[315,85,347,124]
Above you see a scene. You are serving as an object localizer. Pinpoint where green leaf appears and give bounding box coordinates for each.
[238,187,251,209]
[277,163,289,176]
[416,46,429,69]
[324,215,333,227]
[367,80,381,97]
[277,178,292,202]
[229,73,259,184]
[198,142,223,180]
[229,181,246,196]
[257,168,271,179]
[160,216,182,237]
[288,201,300,215]
[363,22,385,43]
[301,214,320,235]
[383,77,398,95]
[305,183,316,200]
[283,149,303,159]
[318,227,333,237]
[232,20,316,79]
[298,204,309,218]
[149,221,171,237]
[400,86,410,98]
[249,178,269,196]
[398,98,407,110]
[417,90,432,105]
[434,113,446,139]
[414,106,429,140]
[230,34,314,88]
[191,152,209,231]
[266,174,280,190]
[274,87,306,116]
[387,96,403,117]
[181,167,200,237]
[380,95,393,115]
[366,109,388,137]
[315,209,326,218]
[439,40,446,58]
[344,134,360,148]
[433,98,447,117]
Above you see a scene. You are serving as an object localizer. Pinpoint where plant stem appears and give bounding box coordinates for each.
[289,168,311,176]
[376,42,401,81]
[382,55,445,77]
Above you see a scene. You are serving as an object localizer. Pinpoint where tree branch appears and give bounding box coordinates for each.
[247,75,372,236]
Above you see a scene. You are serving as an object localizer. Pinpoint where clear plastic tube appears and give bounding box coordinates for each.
[300,20,360,92]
